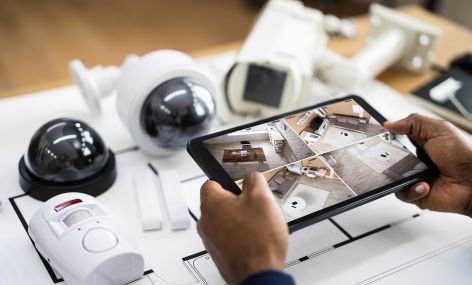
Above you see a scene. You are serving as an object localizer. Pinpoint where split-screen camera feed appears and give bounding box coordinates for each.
[204,99,428,222]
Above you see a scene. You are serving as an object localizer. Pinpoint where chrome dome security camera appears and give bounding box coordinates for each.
[70,50,217,155]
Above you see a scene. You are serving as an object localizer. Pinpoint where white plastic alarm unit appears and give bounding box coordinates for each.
[224,0,327,118]
[28,193,144,285]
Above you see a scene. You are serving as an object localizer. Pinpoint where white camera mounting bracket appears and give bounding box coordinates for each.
[320,4,441,91]
[69,55,139,114]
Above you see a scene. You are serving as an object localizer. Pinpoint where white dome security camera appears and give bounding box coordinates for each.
[69,50,218,156]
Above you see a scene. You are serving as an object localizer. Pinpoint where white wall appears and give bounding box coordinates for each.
[275,121,315,161]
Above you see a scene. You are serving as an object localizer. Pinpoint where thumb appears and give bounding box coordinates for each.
[200,180,235,212]
[384,114,449,146]
[241,172,272,199]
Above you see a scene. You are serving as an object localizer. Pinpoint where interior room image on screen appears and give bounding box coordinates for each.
[283,99,387,155]
[262,156,355,221]
[203,119,315,181]
[204,99,429,221]
[321,133,428,195]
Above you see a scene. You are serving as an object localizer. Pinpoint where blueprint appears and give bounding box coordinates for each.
[0,51,471,285]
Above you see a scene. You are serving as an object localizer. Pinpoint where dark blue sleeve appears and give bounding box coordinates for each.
[240,270,295,285]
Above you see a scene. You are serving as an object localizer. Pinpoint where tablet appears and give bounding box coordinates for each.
[187,95,438,231]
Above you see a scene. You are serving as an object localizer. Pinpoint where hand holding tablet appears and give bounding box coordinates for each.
[198,173,289,285]
[195,102,472,285]
[385,114,472,217]
[188,96,438,231]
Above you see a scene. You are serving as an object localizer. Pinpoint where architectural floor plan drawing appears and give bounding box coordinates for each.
[1,51,472,285]
[180,194,472,285]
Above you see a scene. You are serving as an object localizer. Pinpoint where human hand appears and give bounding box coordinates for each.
[197,172,288,285]
[384,114,472,217]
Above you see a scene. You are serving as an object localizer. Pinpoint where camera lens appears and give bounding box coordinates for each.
[19,118,116,201]
[25,118,109,182]
[140,77,215,148]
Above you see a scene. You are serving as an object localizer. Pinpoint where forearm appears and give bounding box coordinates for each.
[241,270,295,285]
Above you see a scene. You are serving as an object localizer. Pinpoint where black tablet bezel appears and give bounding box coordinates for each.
[187,95,438,232]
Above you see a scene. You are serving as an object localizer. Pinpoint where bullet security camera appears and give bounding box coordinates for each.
[224,0,328,118]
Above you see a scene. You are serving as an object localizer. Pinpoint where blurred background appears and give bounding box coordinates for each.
[0,0,470,98]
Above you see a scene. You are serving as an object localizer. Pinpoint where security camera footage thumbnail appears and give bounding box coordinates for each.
[204,99,428,222]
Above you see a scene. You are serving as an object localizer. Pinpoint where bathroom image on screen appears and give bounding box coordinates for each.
[203,121,315,180]
[322,133,428,195]
[283,99,386,155]
[259,156,356,221]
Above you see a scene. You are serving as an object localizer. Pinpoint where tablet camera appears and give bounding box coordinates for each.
[140,77,215,148]
[18,118,116,201]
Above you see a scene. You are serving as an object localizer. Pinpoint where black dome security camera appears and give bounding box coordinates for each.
[18,118,116,201]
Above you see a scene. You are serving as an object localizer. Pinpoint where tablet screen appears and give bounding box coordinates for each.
[203,98,428,221]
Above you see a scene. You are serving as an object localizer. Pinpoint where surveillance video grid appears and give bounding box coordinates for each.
[203,99,428,221]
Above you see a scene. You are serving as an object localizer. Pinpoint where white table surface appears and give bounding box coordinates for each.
[1,51,471,285]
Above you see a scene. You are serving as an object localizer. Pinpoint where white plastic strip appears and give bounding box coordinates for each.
[133,166,163,231]
[157,169,191,230]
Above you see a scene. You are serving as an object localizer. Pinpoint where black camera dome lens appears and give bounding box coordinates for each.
[19,118,116,201]
[25,118,109,182]
[140,77,215,148]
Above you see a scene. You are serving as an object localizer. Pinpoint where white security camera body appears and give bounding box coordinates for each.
[225,0,327,118]
[116,50,219,155]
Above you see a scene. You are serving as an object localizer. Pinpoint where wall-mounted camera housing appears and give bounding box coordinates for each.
[224,0,327,118]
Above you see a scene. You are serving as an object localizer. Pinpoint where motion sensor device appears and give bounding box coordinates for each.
[224,0,328,118]
[28,193,144,285]
[18,118,116,202]
[69,50,217,155]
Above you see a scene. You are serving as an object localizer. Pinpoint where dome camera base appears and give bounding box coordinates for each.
[18,150,117,202]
